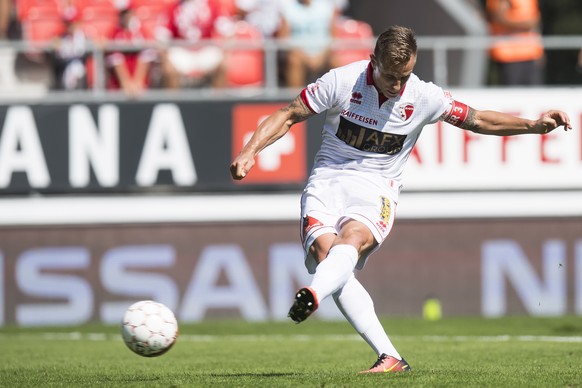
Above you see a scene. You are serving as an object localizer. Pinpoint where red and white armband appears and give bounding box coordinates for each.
[442,100,470,127]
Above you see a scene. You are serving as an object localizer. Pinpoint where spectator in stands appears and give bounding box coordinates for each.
[486,0,544,86]
[278,0,342,88]
[52,12,88,90]
[158,0,229,88]
[0,0,11,40]
[333,0,349,14]
[234,0,283,38]
[107,6,157,97]
[0,0,19,87]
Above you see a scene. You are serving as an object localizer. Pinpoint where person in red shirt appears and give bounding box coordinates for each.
[107,7,157,97]
[159,0,229,88]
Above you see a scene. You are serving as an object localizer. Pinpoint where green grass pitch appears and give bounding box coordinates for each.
[1,316,582,387]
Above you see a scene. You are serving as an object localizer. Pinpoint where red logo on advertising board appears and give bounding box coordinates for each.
[232,104,307,184]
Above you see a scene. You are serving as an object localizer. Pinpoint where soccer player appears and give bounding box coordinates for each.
[230,25,572,373]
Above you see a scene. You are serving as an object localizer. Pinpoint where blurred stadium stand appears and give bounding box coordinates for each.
[0,0,581,98]
[215,20,264,88]
[332,17,374,67]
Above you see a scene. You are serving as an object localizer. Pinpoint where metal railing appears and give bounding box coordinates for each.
[0,35,580,102]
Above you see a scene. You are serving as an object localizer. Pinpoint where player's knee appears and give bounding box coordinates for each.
[337,222,375,251]
[310,243,330,263]
[311,234,335,262]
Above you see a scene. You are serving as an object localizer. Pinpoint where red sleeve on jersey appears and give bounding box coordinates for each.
[443,100,470,127]
[300,88,317,113]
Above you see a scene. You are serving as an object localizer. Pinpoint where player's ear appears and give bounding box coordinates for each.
[370,54,377,68]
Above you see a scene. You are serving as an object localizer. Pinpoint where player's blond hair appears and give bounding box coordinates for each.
[374,25,417,67]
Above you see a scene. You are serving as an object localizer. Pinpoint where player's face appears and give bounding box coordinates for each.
[370,54,416,99]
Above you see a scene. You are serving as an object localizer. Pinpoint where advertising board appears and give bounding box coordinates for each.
[0,89,580,194]
[1,218,581,326]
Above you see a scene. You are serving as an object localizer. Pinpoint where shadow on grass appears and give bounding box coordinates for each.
[209,372,298,378]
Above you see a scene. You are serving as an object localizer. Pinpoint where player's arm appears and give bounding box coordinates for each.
[230,94,315,180]
[444,100,572,136]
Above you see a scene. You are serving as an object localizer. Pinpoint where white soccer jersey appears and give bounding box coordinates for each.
[301,60,452,184]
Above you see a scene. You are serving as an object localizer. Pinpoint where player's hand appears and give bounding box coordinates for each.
[534,110,572,134]
[230,154,255,180]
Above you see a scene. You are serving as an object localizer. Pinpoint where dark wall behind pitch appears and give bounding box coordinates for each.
[345,1,467,36]
[1,217,581,325]
[343,0,475,85]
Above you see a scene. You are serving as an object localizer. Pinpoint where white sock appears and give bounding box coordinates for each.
[333,274,402,359]
[310,244,358,303]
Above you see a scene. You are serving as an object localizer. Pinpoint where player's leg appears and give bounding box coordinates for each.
[333,274,400,357]
[290,169,399,323]
[311,223,410,372]
[310,219,376,300]
[289,231,411,373]
[288,220,375,323]
[287,232,334,323]
[332,274,411,372]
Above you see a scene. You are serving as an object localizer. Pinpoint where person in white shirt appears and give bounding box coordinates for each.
[235,0,283,38]
[230,25,572,374]
[278,0,342,87]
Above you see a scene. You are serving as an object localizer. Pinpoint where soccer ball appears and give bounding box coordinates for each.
[121,300,179,357]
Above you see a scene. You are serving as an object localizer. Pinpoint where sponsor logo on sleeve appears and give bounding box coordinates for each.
[307,83,320,96]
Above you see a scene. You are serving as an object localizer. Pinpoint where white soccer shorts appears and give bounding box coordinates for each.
[300,167,401,274]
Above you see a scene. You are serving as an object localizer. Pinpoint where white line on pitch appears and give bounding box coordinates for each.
[4,332,581,343]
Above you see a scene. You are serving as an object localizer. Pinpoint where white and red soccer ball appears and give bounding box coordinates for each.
[121,300,179,357]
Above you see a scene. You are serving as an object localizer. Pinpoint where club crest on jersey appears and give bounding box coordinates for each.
[398,104,414,121]
[350,91,363,104]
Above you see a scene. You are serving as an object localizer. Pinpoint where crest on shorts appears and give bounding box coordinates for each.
[398,104,414,121]
[376,196,391,233]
